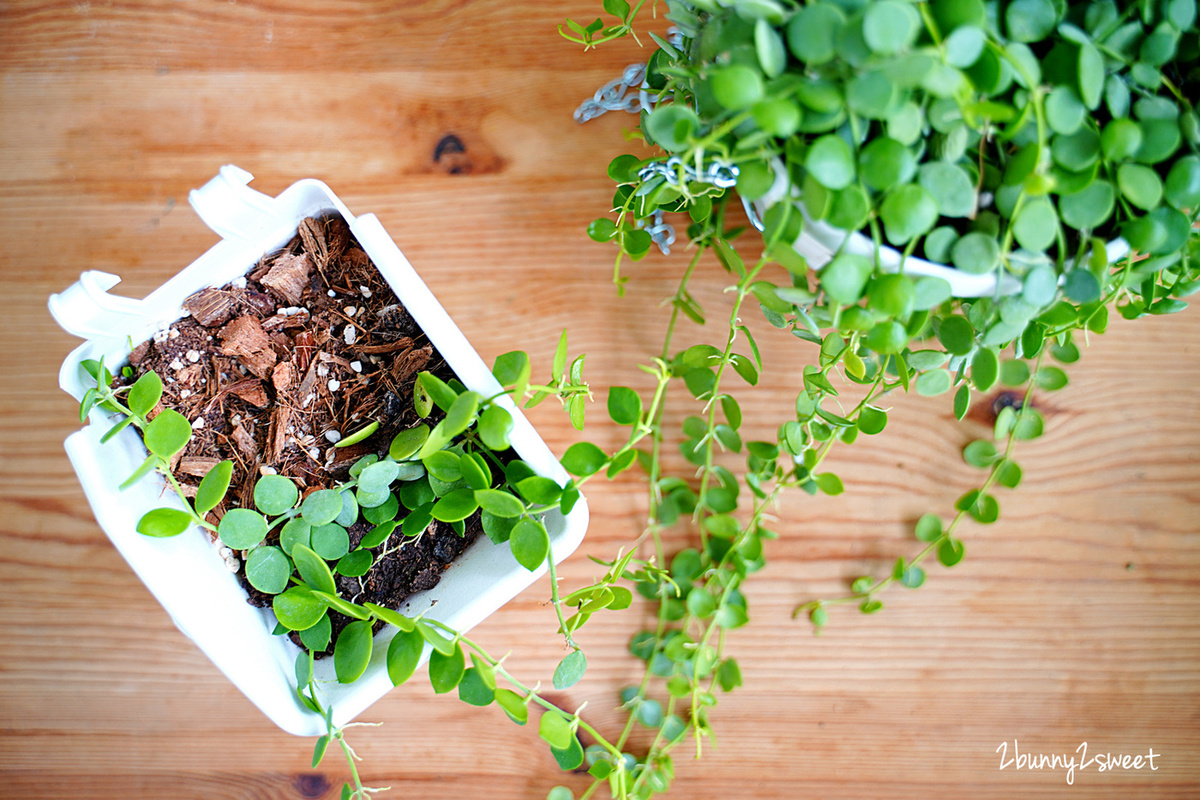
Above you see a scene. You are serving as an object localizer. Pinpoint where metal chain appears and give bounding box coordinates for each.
[573,63,650,122]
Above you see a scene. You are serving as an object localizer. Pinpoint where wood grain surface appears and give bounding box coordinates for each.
[2,2,1198,799]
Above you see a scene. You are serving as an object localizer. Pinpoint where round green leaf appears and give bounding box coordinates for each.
[358,459,400,494]
[711,65,765,111]
[866,274,915,319]
[1117,163,1163,210]
[457,667,496,707]
[786,3,844,65]
[864,321,908,354]
[278,517,311,557]
[915,369,953,396]
[858,137,916,192]
[937,537,965,567]
[300,489,343,526]
[334,619,374,684]
[553,649,588,690]
[127,370,164,417]
[857,406,888,435]
[389,425,430,460]
[253,474,299,516]
[644,104,700,151]
[951,232,1000,274]
[937,316,976,355]
[1165,155,1200,210]
[424,450,462,483]
[136,507,193,538]
[1052,128,1101,172]
[336,549,374,577]
[143,409,192,459]
[880,184,938,245]
[1012,198,1058,251]
[944,25,985,67]
[560,442,608,476]
[971,347,999,391]
[805,134,856,190]
[478,404,514,451]
[474,488,526,518]
[919,162,976,218]
[246,546,292,594]
[1046,86,1086,134]
[311,524,351,561]
[820,253,872,304]
[272,585,327,631]
[431,488,479,523]
[847,70,898,119]
[429,642,466,694]
[607,386,642,426]
[1005,0,1056,42]
[963,439,999,468]
[510,517,550,571]
[863,1,919,54]
[1101,118,1143,161]
[386,629,424,686]
[217,508,267,550]
[752,98,802,137]
[1059,180,1115,230]
[299,613,332,652]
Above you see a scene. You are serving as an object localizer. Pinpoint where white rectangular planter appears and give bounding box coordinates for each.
[49,166,589,736]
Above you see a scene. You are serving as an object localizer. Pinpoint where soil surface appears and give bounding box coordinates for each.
[119,215,478,652]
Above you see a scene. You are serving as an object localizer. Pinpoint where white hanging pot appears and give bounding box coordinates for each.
[48,165,589,736]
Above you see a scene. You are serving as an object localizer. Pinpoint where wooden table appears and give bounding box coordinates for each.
[2,2,1198,798]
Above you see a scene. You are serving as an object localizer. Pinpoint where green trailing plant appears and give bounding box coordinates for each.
[79,341,617,800]
[536,0,1200,797]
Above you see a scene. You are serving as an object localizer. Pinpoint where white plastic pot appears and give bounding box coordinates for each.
[748,160,1129,298]
[49,165,590,736]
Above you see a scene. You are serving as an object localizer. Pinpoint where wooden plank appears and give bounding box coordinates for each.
[2,1,1199,798]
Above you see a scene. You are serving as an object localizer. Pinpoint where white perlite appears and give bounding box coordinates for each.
[328,379,341,392]
[324,430,342,443]
[350,360,363,373]
[169,358,185,371]
[186,349,201,363]
[192,417,205,429]
[343,325,357,345]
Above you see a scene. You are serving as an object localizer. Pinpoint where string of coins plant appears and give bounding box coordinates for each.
[537,0,1200,796]
[77,343,645,800]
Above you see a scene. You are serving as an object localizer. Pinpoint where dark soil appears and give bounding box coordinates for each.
[119,214,478,653]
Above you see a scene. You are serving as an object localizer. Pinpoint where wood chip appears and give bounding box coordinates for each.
[183,288,239,327]
[272,361,296,393]
[178,456,221,478]
[392,344,432,384]
[299,218,328,269]
[228,379,270,408]
[219,316,278,379]
[268,405,291,463]
[230,422,258,462]
[260,253,312,305]
[356,336,414,354]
